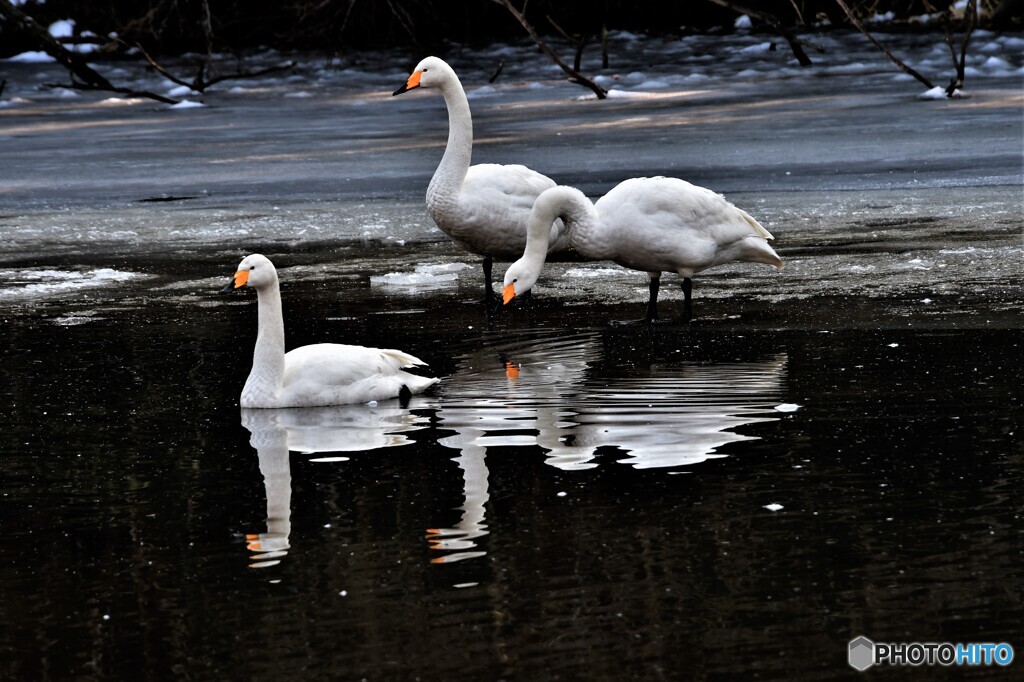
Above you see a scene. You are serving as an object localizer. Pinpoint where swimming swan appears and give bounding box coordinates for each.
[393,56,570,299]
[502,177,783,322]
[220,254,439,407]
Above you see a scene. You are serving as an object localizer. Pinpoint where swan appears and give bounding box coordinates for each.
[501,177,783,322]
[220,254,439,407]
[393,56,570,299]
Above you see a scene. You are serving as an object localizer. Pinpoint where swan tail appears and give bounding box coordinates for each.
[381,349,429,368]
[738,208,775,240]
[402,373,441,394]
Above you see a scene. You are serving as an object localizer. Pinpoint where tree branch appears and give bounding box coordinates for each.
[834,0,936,89]
[942,0,977,94]
[0,0,114,89]
[703,0,814,66]
[491,0,607,99]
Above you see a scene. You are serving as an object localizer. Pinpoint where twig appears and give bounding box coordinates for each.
[942,0,977,95]
[489,59,506,83]
[703,0,814,66]
[601,25,609,69]
[491,0,607,99]
[0,0,114,89]
[43,80,179,104]
[130,39,193,89]
[200,61,296,88]
[546,15,587,72]
[130,38,294,92]
[834,0,936,89]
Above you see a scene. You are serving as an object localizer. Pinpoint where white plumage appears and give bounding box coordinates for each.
[394,56,570,297]
[222,254,438,408]
[502,177,784,321]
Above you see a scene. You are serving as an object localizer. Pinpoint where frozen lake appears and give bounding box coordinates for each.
[1,26,1022,680]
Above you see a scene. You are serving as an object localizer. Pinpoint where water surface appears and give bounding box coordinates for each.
[2,26,1022,681]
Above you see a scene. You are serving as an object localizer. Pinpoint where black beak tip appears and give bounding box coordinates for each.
[218,280,237,295]
[392,85,408,96]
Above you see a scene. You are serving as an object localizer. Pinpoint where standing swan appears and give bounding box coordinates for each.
[220,254,439,407]
[502,177,784,322]
[393,56,570,300]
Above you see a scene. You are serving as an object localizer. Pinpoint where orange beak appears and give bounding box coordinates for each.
[392,70,423,96]
[219,268,249,294]
[502,283,516,305]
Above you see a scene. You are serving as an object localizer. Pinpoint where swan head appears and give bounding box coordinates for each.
[393,56,453,96]
[219,253,278,293]
[501,258,540,305]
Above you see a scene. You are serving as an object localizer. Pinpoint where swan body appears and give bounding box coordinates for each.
[394,56,570,295]
[221,254,439,408]
[502,177,783,321]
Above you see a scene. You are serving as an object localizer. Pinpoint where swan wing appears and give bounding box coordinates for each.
[594,177,780,273]
[432,163,566,258]
[279,344,437,407]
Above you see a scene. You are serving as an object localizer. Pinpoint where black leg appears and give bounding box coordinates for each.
[681,277,693,323]
[646,276,660,323]
[482,256,495,302]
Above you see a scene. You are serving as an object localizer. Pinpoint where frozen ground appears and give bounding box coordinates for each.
[0,27,1021,328]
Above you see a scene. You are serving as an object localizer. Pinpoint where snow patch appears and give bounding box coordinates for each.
[370,263,472,291]
[6,51,57,63]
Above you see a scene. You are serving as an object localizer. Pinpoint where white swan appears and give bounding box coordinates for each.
[502,177,784,321]
[220,254,439,407]
[393,56,570,299]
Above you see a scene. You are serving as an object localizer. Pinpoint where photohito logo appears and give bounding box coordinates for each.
[848,636,1014,671]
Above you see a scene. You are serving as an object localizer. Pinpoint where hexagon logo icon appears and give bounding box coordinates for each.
[849,636,875,671]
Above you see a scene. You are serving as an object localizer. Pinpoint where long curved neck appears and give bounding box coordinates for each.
[427,74,473,202]
[522,186,599,274]
[247,283,286,395]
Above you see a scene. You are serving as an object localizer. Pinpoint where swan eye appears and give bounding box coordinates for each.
[250,265,256,270]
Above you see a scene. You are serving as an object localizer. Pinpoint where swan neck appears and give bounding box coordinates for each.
[429,77,473,199]
[249,284,286,393]
[539,187,598,255]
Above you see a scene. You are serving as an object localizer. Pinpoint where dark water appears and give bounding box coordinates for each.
[2,25,1022,680]
[2,279,1021,680]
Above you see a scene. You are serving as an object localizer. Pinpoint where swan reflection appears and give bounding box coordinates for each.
[437,331,787,472]
[541,359,787,470]
[425,332,601,564]
[239,402,433,569]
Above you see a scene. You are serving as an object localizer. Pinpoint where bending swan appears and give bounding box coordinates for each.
[502,177,784,322]
[220,254,439,407]
[393,56,570,299]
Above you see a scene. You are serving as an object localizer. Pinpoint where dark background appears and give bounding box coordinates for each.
[2,0,1021,58]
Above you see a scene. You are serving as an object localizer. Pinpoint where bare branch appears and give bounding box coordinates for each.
[201,61,296,88]
[948,0,978,95]
[129,39,193,90]
[834,0,936,89]
[703,0,814,66]
[0,0,115,89]
[489,59,506,84]
[43,80,179,104]
[491,0,607,99]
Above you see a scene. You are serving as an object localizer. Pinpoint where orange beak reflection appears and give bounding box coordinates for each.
[233,270,249,288]
[502,283,516,305]
[505,362,520,379]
